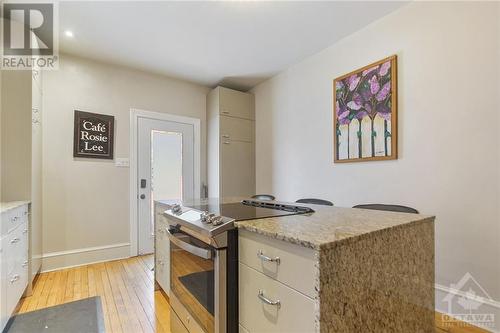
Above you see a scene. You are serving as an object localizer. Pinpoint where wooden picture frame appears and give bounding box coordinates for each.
[333,55,397,163]
[73,110,114,159]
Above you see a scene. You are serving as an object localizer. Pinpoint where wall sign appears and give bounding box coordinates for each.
[73,110,114,159]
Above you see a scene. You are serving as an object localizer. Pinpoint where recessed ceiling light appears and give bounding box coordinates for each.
[64,30,74,38]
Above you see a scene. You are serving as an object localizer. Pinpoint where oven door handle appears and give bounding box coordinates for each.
[167,230,212,259]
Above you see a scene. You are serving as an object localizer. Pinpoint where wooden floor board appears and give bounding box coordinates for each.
[16,255,486,333]
[15,258,161,333]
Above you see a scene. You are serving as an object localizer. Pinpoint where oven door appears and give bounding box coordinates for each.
[169,229,216,333]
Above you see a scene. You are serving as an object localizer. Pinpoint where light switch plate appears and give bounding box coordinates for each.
[115,158,130,167]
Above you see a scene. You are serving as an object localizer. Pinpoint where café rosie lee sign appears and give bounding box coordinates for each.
[73,111,114,159]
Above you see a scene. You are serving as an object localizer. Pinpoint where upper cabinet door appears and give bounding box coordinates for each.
[220,116,254,143]
[221,140,255,198]
[219,87,255,120]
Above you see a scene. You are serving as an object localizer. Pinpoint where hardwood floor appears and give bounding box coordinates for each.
[17,255,170,333]
[17,255,489,333]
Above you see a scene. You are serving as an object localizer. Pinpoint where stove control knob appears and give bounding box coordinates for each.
[171,204,182,215]
[211,216,224,226]
[206,213,216,224]
[200,211,210,223]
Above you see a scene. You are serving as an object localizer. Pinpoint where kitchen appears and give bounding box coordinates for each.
[1,1,499,333]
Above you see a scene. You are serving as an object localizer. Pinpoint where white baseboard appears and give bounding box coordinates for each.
[435,283,500,333]
[41,243,131,273]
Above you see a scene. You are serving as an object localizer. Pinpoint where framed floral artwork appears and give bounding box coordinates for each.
[333,55,397,163]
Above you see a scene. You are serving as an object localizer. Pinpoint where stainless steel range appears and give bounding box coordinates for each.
[164,199,314,333]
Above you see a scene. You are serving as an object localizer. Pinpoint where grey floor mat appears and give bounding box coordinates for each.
[4,296,105,333]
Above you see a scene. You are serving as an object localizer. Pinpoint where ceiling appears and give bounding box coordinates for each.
[59,1,407,91]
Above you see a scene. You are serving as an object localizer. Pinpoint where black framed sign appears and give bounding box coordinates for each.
[73,110,114,159]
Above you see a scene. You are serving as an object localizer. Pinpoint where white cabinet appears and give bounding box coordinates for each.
[0,234,7,330]
[220,116,254,143]
[207,87,255,198]
[239,230,317,298]
[221,141,255,198]
[30,68,43,286]
[239,263,316,333]
[154,202,170,295]
[1,203,30,332]
[219,87,254,120]
[1,67,43,293]
[238,231,318,333]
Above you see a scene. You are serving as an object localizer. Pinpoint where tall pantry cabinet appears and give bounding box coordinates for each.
[0,68,43,293]
[207,87,256,198]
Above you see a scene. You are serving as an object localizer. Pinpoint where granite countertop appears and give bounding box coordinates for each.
[0,201,30,214]
[235,204,435,250]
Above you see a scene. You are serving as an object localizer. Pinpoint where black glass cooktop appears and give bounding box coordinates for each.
[186,200,314,221]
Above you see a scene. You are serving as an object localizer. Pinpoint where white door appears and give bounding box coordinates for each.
[137,117,195,255]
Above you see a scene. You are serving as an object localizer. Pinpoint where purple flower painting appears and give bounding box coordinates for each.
[333,55,398,162]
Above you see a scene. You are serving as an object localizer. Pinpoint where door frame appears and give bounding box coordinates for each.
[129,108,201,257]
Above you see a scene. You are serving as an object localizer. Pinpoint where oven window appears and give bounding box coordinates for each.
[170,231,215,333]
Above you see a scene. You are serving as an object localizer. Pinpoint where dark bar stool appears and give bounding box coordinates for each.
[251,194,276,201]
[352,204,419,214]
[295,198,334,206]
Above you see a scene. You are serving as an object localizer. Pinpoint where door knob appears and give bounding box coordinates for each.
[140,194,146,199]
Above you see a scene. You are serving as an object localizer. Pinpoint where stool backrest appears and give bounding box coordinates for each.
[251,194,276,201]
[352,204,419,214]
[295,198,334,206]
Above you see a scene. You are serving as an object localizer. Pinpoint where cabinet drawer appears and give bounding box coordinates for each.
[239,263,316,333]
[239,230,317,298]
[220,116,254,143]
[219,87,254,120]
[3,205,28,234]
[6,259,28,317]
[5,222,28,275]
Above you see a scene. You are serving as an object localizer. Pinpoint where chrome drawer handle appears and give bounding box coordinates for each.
[10,237,20,244]
[223,141,230,144]
[22,260,28,267]
[258,290,281,308]
[257,250,280,264]
[221,110,230,115]
[10,275,20,283]
[222,134,230,138]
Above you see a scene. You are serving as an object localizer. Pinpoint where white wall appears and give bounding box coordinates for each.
[253,1,500,321]
[42,54,209,271]
[1,71,32,202]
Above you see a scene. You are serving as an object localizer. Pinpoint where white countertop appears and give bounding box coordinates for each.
[0,201,30,214]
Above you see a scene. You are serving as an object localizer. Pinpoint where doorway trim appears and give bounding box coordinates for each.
[129,108,201,257]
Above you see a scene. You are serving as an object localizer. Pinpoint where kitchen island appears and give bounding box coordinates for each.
[156,198,435,333]
[236,204,435,333]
